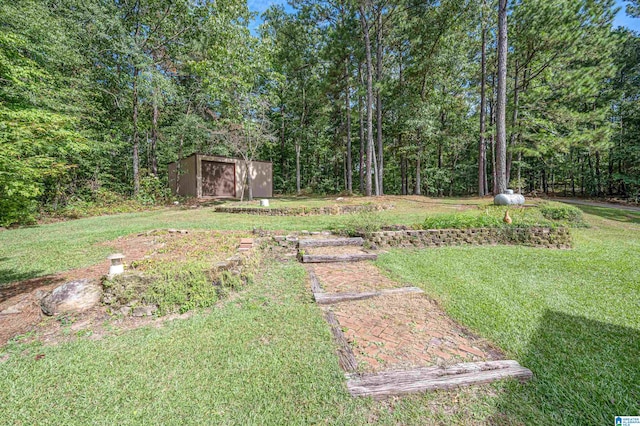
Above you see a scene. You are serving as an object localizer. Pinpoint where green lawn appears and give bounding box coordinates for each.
[0,259,506,425]
[0,196,482,286]
[1,197,638,424]
[376,208,640,424]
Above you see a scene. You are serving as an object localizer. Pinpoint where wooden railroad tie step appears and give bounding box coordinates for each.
[346,360,533,399]
[314,287,423,305]
[298,237,364,248]
[309,271,324,294]
[301,253,378,263]
[325,311,358,373]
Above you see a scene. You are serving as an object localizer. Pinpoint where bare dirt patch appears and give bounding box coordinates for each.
[0,230,248,348]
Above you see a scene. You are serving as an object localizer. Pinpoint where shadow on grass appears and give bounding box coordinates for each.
[496,310,639,425]
[575,205,640,224]
[0,258,58,301]
[0,274,63,303]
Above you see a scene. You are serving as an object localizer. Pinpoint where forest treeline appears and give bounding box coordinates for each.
[1,0,640,225]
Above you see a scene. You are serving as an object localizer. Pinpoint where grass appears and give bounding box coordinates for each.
[1,259,509,425]
[375,207,640,425]
[421,202,584,229]
[1,196,638,424]
[220,195,370,208]
[0,196,481,286]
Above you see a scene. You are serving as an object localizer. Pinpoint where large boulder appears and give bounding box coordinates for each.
[40,279,102,316]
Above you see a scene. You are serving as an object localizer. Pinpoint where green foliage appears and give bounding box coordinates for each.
[422,205,554,229]
[105,261,254,316]
[144,266,219,315]
[335,210,384,237]
[423,211,503,229]
[47,190,157,220]
[137,175,171,205]
[539,202,584,222]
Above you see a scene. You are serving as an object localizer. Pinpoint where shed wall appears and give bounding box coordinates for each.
[169,154,272,199]
[197,155,272,199]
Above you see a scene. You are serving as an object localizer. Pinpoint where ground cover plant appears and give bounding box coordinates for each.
[102,231,255,315]
[421,202,585,230]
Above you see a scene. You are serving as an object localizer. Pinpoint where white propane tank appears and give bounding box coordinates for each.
[494,189,525,205]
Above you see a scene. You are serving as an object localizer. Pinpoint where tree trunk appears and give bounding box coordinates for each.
[587,154,594,195]
[375,9,383,196]
[495,0,508,194]
[580,156,585,196]
[570,148,575,196]
[478,13,487,197]
[414,134,422,195]
[359,4,374,197]
[517,151,522,194]
[373,143,380,195]
[345,57,353,194]
[297,85,306,196]
[246,160,253,201]
[400,153,406,195]
[358,64,365,194]
[296,143,301,195]
[489,73,497,194]
[595,150,602,196]
[280,92,286,186]
[506,60,519,186]
[132,66,140,196]
[150,88,159,176]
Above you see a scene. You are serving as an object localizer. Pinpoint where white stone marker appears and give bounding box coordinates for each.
[107,253,125,278]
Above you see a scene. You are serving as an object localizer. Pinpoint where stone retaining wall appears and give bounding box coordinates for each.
[214,203,393,216]
[367,227,571,249]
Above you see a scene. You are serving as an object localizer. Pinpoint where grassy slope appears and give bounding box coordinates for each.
[376,208,640,425]
[0,196,479,286]
[0,259,503,425]
[2,198,637,424]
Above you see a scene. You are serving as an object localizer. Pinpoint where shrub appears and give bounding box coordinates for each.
[336,210,384,237]
[137,175,171,205]
[539,202,583,223]
[423,211,502,229]
[422,205,562,230]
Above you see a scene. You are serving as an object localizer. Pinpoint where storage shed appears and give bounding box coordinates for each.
[168,154,272,199]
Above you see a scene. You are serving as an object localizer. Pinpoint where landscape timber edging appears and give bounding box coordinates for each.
[213,203,394,216]
[366,227,571,249]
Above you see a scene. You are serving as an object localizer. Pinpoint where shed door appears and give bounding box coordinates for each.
[201,161,235,197]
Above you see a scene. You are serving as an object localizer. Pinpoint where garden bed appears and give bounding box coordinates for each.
[214,203,393,216]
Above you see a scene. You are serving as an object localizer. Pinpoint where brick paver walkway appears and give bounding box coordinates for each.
[306,262,399,293]
[333,294,502,372]
[307,259,503,373]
